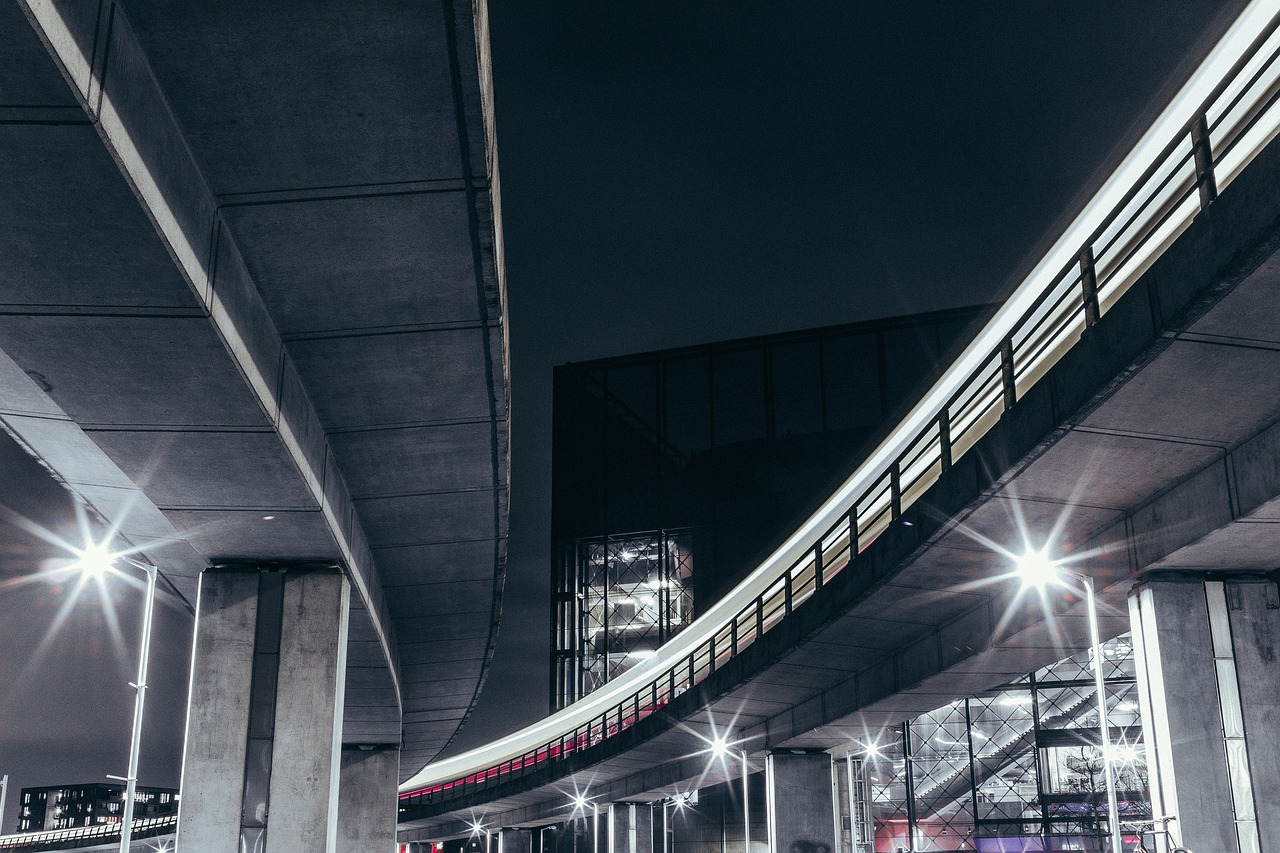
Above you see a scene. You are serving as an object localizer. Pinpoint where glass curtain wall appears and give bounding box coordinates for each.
[863,635,1145,852]
[554,529,694,703]
[551,307,992,709]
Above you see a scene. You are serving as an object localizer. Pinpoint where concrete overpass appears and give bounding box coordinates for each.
[2,0,506,847]
[397,6,1280,852]
[4,0,1280,851]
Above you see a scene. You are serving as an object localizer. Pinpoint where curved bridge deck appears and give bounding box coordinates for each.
[399,5,1280,837]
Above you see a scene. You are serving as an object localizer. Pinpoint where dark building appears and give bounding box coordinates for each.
[550,306,992,708]
[16,783,178,833]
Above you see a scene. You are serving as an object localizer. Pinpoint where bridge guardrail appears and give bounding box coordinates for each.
[0,815,176,851]
[400,0,1280,810]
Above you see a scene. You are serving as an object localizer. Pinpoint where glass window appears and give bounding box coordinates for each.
[882,325,941,415]
[604,364,660,525]
[604,364,658,438]
[822,333,881,431]
[712,349,766,446]
[909,702,976,851]
[663,356,711,456]
[769,341,823,438]
[863,634,1147,852]
[572,530,693,701]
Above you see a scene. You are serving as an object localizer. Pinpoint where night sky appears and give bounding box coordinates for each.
[0,0,1249,831]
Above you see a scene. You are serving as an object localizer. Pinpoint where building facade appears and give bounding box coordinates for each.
[16,783,178,833]
[550,306,992,708]
[858,635,1143,852]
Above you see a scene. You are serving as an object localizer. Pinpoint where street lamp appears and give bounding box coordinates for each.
[702,729,750,853]
[68,543,158,853]
[1013,550,1121,853]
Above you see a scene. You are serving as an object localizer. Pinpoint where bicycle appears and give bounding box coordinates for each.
[1122,815,1192,853]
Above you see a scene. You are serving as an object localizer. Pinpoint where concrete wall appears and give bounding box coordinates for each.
[765,756,834,853]
[339,747,400,852]
[501,827,534,853]
[1130,578,1280,853]
[608,804,654,853]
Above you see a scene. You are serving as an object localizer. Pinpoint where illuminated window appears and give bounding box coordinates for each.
[553,529,693,707]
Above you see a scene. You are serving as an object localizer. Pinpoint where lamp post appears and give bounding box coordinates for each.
[706,732,752,853]
[1078,571,1122,853]
[1014,551,1121,853]
[69,545,159,853]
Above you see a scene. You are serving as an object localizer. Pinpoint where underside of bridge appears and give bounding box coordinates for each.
[399,65,1280,841]
[0,0,508,779]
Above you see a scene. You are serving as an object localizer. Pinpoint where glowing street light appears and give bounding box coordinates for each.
[1012,548,1060,590]
[73,541,115,579]
[701,728,749,853]
[670,790,694,811]
[68,541,159,853]
[1012,549,1121,853]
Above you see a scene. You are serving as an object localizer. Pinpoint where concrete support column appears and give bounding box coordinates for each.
[177,567,350,853]
[500,827,534,853]
[608,803,654,853]
[338,746,400,853]
[765,753,836,853]
[1129,577,1280,853]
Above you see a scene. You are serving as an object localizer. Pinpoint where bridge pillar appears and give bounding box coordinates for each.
[177,567,350,853]
[1129,577,1280,853]
[338,745,400,852]
[500,827,534,853]
[765,753,835,853]
[607,803,654,853]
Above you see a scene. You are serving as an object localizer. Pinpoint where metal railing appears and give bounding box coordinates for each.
[0,815,176,851]
[399,0,1280,809]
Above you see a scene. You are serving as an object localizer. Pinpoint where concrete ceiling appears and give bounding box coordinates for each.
[0,0,507,779]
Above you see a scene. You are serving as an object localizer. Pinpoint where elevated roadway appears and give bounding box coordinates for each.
[0,0,508,778]
[398,3,1280,839]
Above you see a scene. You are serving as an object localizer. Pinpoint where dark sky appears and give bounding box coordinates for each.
[0,0,1249,828]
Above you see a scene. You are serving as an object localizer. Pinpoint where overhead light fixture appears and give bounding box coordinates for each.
[68,540,117,579]
[1012,548,1062,590]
